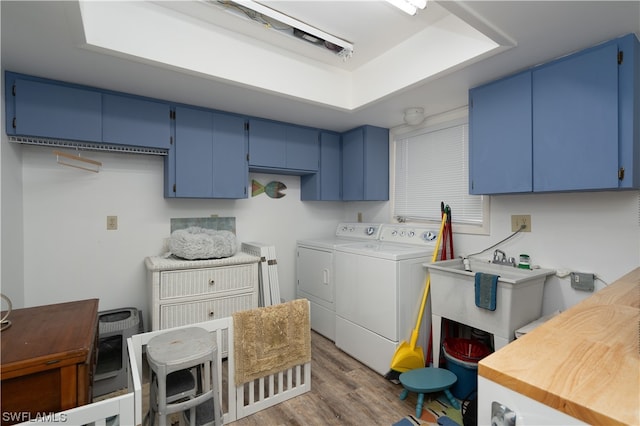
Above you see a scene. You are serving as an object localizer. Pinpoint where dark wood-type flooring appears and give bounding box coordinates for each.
[229,330,421,425]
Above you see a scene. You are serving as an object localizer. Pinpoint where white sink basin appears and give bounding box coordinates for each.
[428,258,555,285]
[425,258,555,364]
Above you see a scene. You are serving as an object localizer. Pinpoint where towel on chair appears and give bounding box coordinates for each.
[475,273,498,311]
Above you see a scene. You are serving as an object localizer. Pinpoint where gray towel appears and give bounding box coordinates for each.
[475,272,498,311]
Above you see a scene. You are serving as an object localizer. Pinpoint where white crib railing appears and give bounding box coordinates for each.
[236,362,311,419]
[17,315,310,425]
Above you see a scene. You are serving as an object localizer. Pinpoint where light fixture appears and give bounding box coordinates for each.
[403,107,425,126]
[385,0,427,16]
[212,0,354,60]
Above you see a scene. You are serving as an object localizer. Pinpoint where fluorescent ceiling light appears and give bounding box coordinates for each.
[211,0,354,60]
[386,0,427,16]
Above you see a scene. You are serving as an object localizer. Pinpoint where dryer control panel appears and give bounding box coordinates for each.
[378,224,438,246]
[335,223,382,240]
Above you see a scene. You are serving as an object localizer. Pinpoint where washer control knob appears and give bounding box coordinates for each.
[423,231,436,241]
[366,226,376,236]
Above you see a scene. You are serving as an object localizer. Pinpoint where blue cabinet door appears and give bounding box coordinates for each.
[469,72,532,194]
[319,131,342,200]
[103,94,171,149]
[301,131,341,200]
[174,107,214,198]
[342,127,365,200]
[173,106,247,198]
[248,119,286,169]
[248,118,319,173]
[617,34,640,189]
[211,112,248,198]
[286,125,319,171]
[342,125,389,201]
[11,78,102,142]
[363,126,389,201]
[533,42,619,191]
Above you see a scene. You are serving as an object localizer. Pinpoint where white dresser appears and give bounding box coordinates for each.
[145,252,260,353]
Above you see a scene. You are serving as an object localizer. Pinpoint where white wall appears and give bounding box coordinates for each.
[4,136,639,330]
[349,188,639,316]
[18,145,346,327]
[449,191,639,315]
[0,76,25,307]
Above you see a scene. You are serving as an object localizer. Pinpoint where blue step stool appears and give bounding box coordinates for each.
[399,367,460,418]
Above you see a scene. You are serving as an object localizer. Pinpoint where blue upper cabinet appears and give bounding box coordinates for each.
[248,118,319,174]
[170,106,247,199]
[248,119,286,169]
[301,131,341,201]
[102,94,171,149]
[617,33,640,190]
[469,33,639,194]
[469,72,532,194]
[533,42,619,191]
[342,125,389,201]
[286,125,320,171]
[7,75,102,142]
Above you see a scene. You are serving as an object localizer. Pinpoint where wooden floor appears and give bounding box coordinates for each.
[97,331,426,425]
[229,331,420,425]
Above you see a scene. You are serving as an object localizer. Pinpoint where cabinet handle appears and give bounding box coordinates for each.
[209,279,215,286]
[208,311,215,317]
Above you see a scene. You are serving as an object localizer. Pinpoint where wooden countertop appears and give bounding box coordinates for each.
[478,268,639,425]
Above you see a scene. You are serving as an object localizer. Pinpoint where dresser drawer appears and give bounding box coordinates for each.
[159,294,256,355]
[159,264,257,300]
[159,293,256,325]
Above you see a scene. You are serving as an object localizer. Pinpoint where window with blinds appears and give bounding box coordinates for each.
[393,117,489,233]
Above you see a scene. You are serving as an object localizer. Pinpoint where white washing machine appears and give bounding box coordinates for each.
[334,224,438,375]
[296,223,382,341]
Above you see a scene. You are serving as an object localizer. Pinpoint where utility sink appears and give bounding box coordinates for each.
[425,258,555,365]
[429,258,555,284]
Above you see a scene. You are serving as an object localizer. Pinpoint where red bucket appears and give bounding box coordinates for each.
[443,337,492,363]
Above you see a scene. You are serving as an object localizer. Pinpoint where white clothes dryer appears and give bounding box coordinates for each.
[334,224,438,375]
[296,223,382,341]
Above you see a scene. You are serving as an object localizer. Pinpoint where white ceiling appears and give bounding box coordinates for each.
[2,1,639,132]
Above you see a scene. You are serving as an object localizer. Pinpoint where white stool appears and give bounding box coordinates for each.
[146,327,222,426]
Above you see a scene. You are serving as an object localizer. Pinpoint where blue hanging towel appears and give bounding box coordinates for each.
[475,272,499,311]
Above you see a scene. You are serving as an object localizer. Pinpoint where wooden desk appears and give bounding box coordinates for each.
[1,299,99,425]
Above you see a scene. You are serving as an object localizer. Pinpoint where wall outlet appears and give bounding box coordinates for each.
[571,272,595,292]
[511,214,531,232]
[107,215,118,230]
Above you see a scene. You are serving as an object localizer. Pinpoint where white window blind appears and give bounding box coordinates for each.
[394,120,485,226]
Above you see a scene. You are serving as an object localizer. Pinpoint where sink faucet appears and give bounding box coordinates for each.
[492,250,517,267]
[493,249,506,263]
